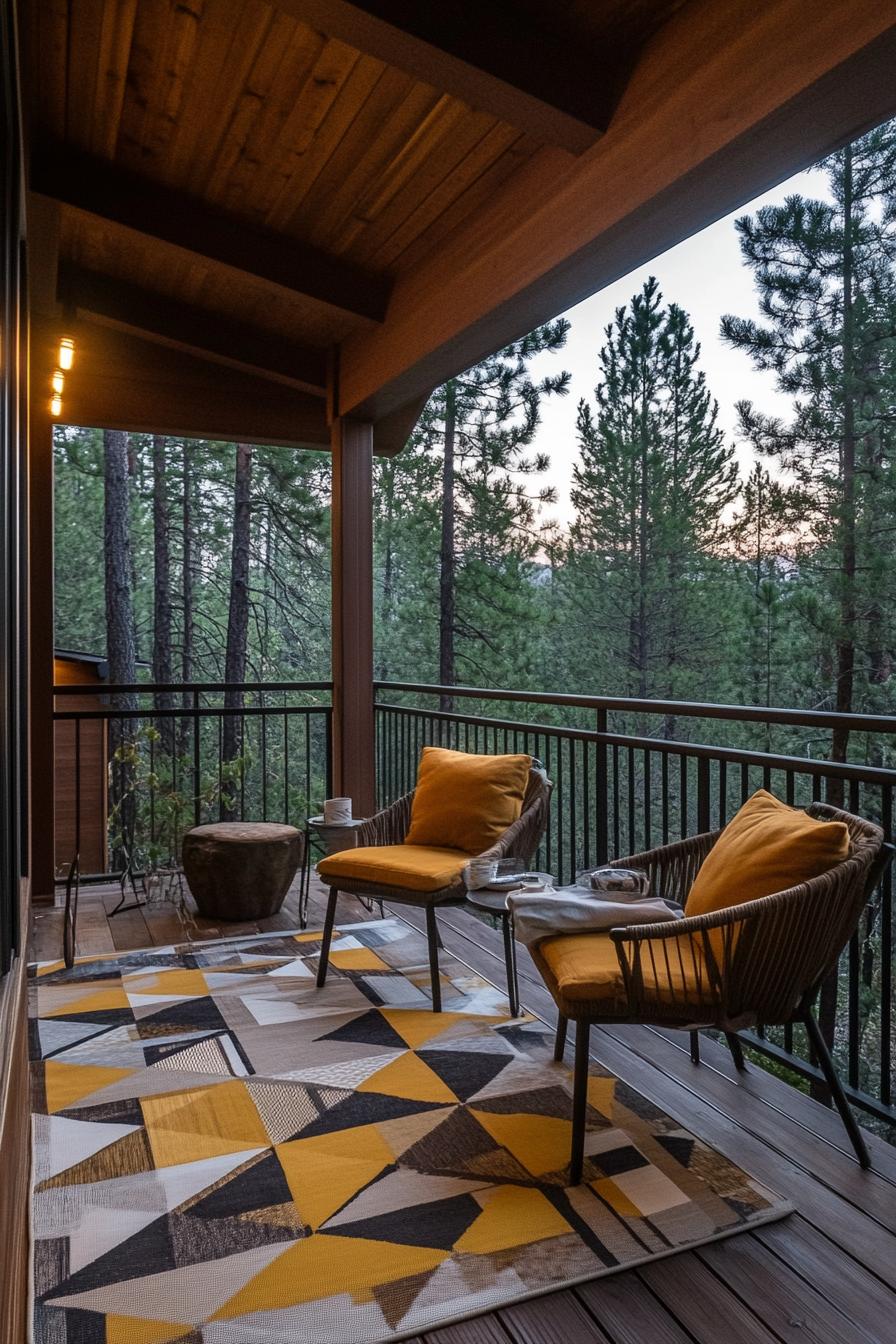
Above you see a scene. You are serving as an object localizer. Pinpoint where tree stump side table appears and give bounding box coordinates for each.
[182,822,304,921]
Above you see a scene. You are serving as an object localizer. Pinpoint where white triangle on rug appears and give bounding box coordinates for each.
[198,972,277,990]
[46,1239,294,1321]
[409,1257,524,1323]
[267,957,314,978]
[322,1169,490,1229]
[35,1148,269,1223]
[37,1020,111,1057]
[467,1057,566,1103]
[33,1114,142,1182]
[241,996,309,1026]
[283,1051,405,1089]
[422,1031,518,1056]
[453,988,511,1016]
[127,992,204,1009]
[199,1295,388,1344]
[68,1206,161,1273]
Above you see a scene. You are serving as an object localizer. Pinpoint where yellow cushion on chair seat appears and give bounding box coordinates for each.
[537,931,708,1013]
[317,844,471,893]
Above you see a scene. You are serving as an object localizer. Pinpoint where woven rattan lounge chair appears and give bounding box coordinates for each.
[315,760,552,1011]
[531,803,892,1182]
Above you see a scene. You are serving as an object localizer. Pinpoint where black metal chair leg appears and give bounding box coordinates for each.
[570,1021,590,1185]
[315,887,339,988]
[725,1031,747,1071]
[690,1030,701,1064]
[803,1010,871,1169]
[554,1013,568,1062]
[502,915,520,1016]
[426,904,442,1012]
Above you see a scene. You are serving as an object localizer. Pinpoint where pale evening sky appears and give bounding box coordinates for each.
[525,165,831,528]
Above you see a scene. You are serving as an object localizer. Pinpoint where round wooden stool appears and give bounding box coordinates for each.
[182,821,304,921]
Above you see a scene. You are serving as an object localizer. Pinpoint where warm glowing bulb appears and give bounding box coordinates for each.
[50,393,62,417]
[58,337,74,370]
[51,369,64,395]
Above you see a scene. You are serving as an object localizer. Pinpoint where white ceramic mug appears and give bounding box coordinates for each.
[323,796,352,824]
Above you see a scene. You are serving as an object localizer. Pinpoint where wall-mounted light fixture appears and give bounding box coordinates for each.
[51,369,64,395]
[50,392,62,417]
[58,336,74,370]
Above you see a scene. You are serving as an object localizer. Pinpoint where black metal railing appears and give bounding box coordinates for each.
[53,681,333,882]
[374,680,896,1128]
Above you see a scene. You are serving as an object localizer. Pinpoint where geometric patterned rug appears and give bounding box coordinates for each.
[29,918,791,1343]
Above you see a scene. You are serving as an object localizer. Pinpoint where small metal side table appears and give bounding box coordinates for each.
[464,887,524,1016]
[298,816,366,927]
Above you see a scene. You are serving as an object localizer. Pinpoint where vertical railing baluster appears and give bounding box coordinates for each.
[697,756,710,835]
[193,689,201,828]
[283,712,289,822]
[612,744,620,859]
[881,785,892,1108]
[595,708,608,865]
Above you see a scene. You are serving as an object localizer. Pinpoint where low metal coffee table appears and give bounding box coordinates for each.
[465,874,553,1017]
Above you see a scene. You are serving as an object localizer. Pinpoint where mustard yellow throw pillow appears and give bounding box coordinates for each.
[404,746,531,855]
[686,789,849,917]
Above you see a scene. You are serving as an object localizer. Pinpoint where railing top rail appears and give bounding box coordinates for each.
[54,680,334,696]
[54,703,333,721]
[375,680,896,736]
[376,701,896,786]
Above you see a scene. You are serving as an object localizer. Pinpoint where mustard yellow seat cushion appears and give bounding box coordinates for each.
[317,844,470,893]
[537,931,707,1013]
[404,746,531,854]
[686,789,850,917]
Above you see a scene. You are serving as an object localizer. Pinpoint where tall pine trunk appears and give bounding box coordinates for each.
[816,145,857,1101]
[378,462,396,682]
[222,443,253,817]
[179,441,195,760]
[439,381,456,713]
[104,429,137,870]
[151,434,175,758]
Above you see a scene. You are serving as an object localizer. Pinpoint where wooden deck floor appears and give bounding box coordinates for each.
[30,877,896,1344]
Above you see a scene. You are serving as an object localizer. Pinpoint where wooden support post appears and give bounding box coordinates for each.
[28,400,55,900]
[330,416,376,817]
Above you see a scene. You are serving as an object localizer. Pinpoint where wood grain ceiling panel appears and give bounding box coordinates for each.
[61,213,359,348]
[23,0,689,388]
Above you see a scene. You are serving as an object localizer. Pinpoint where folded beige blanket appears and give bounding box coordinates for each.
[507,887,683,947]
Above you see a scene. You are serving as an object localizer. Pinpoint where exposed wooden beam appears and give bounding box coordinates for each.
[35,318,331,449]
[31,144,391,323]
[373,394,428,457]
[58,264,328,397]
[336,0,896,420]
[275,0,619,154]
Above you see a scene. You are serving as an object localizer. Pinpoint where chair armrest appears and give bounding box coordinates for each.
[478,781,552,868]
[356,791,415,848]
[612,830,722,907]
[607,881,819,1024]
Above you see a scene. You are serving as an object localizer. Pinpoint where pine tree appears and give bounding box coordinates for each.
[414,322,570,707]
[721,122,896,769]
[567,279,738,712]
[222,443,253,813]
[104,429,137,866]
[151,434,175,753]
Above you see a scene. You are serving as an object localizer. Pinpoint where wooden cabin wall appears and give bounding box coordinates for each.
[53,659,109,877]
[0,883,30,1344]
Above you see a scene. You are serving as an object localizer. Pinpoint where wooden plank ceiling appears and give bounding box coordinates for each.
[23,0,684,450]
